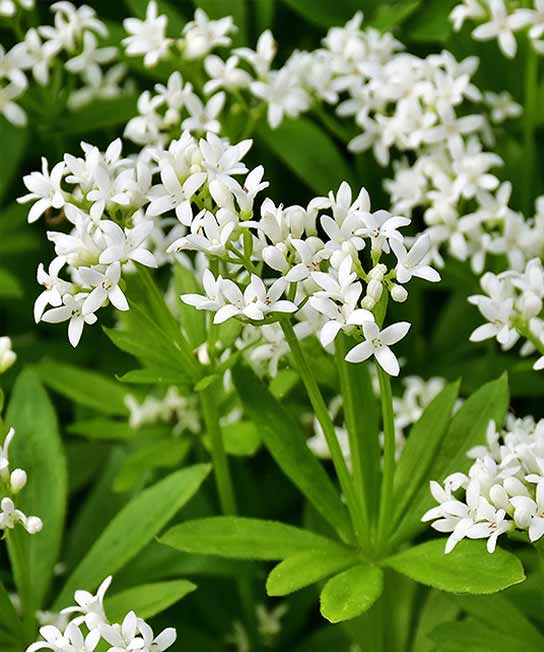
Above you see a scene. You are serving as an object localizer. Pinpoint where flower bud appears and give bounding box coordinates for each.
[10,469,27,493]
[263,245,289,273]
[391,284,408,303]
[367,279,383,303]
[24,516,43,535]
[361,296,376,310]
[368,263,387,281]
[0,337,16,374]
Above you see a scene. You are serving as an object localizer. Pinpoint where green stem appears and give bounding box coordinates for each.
[334,336,370,545]
[199,382,236,515]
[376,366,396,549]
[199,382,257,641]
[281,320,362,546]
[523,36,538,215]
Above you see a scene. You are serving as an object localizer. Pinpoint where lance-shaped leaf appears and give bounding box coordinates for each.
[266,548,359,596]
[320,563,384,623]
[6,370,67,613]
[161,516,345,560]
[54,464,210,609]
[232,364,352,542]
[384,539,525,594]
[105,579,196,621]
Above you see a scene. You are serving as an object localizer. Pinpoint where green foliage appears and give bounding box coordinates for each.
[54,464,210,609]
[6,370,67,613]
[105,579,196,621]
[319,563,384,623]
[384,540,525,594]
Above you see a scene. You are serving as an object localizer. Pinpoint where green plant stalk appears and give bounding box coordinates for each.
[281,320,364,547]
[334,335,370,547]
[199,382,257,641]
[523,36,538,216]
[376,365,396,550]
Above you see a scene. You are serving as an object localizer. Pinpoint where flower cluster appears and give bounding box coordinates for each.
[125,385,200,435]
[122,5,540,293]
[0,0,33,18]
[308,374,448,466]
[0,1,131,126]
[0,336,16,374]
[0,426,42,535]
[424,414,544,553]
[451,0,544,58]
[27,576,176,652]
[469,258,544,370]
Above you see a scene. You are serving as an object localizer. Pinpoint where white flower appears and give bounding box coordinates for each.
[18,158,65,223]
[356,209,410,254]
[0,82,26,126]
[123,0,172,67]
[79,263,129,315]
[510,480,544,542]
[0,337,16,373]
[471,0,532,58]
[391,234,440,284]
[0,427,14,477]
[182,92,225,134]
[214,275,298,323]
[65,31,116,86]
[61,576,112,630]
[27,623,99,652]
[450,0,486,31]
[181,268,225,312]
[167,209,236,256]
[99,220,157,268]
[100,611,141,651]
[251,68,310,129]
[137,620,177,652]
[182,9,235,60]
[483,90,522,124]
[309,297,374,347]
[234,30,276,77]
[147,162,206,225]
[204,55,251,94]
[41,294,98,347]
[345,321,411,376]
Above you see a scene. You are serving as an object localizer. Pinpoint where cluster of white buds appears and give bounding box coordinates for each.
[0,2,132,125]
[423,414,544,553]
[469,258,544,370]
[308,374,449,466]
[27,576,176,652]
[0,336,16,374]
[125,386,200,435]
[0,427,42,535]
[451,0,544,58]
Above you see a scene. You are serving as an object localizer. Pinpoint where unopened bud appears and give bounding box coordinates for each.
[368,263,387,281]
[367,279,383,303]
[10,469,27,493]
[25,516,43,535]
[391,284,408,303]
[361,296,376,310]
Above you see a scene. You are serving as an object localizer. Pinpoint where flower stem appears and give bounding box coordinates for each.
[199,381,257,640]
[376,365,396,549]
[334,335,370,546]
[523,37,538,216]
[281,320,363,546]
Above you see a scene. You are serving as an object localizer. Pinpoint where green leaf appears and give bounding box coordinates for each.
[255,0,275,31]
[105,579,196,621]
[320,563,383,623]
[161,516,344,560]
[266,548,359,596]
[384,540,525,594]
[6,370,67,611]
[209,421,261,457]
[368,0,421,31]
[113,439,191,492]
[0,268,22,298]
[67,419,169,441]
[54,464,210,609]
[173,262,207,348]
[394,374,509,544]
[451,594,544,650]
[61,95,138,134]
[0,581,21,641]
[392,381,460,526]
[257,117,355,194]
[232,364,351,542]
[117,368,189,385]
[404,0,457,43]
[0,117,27,203]
[279,0,361,28]
[35,359,129,416]
[430,619,529,652]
